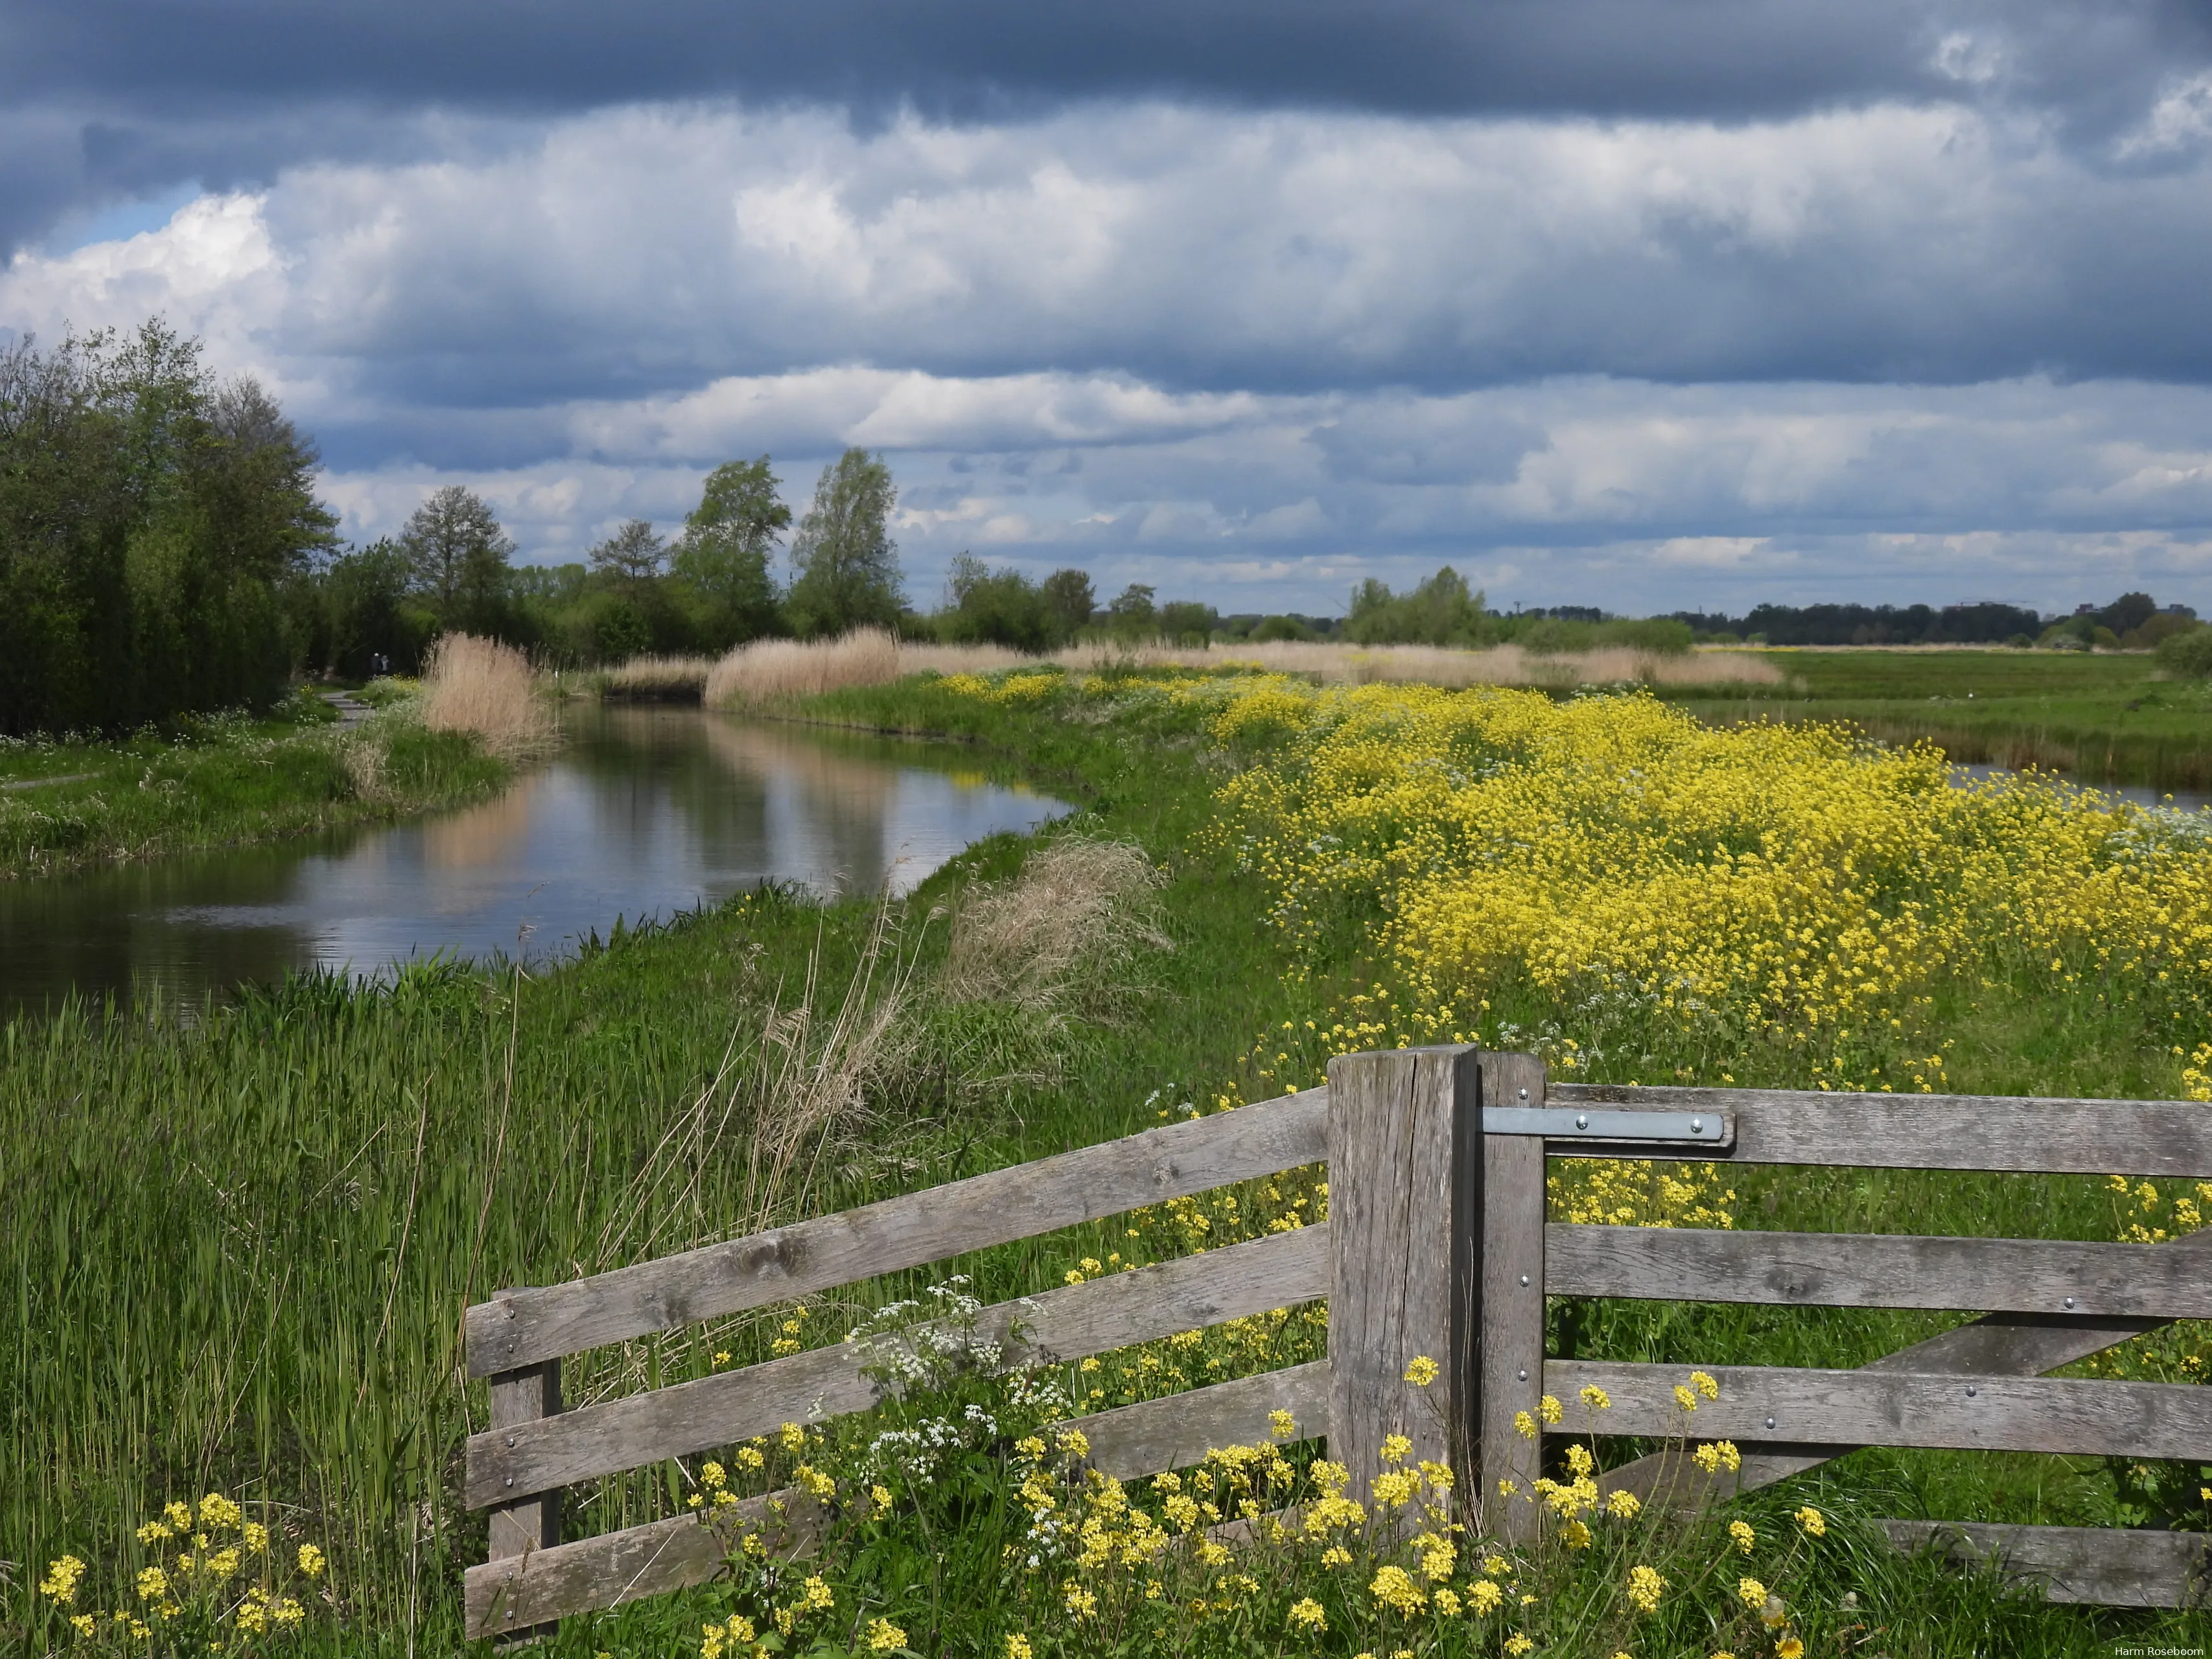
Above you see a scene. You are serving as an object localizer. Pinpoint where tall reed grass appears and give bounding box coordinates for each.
[421,633,555,757]
[594,655,719,701]
[703,629,1780,708]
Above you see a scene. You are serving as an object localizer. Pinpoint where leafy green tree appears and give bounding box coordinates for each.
[588,520,668,584]
[938,553,1064,650]
[400,485,513,631]
[785,449,902,637]
[0,321,335,734]
[1105,583,1157,640]
[1344,566,1488,646]
[1158,600,1217,645]
[1040,568,1095,637]
[675,457,789,646]
[323,539,429,677]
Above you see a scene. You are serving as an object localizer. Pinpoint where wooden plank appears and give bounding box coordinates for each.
[1547,1360,2212,1462]
[467,1086,1329,1376]
[464,1487,815,1638]
[1325,1047,1480,1535]
[1547,1225,2212,1319]
[1550,1083,2212,1176]
[466,1224,1331,1508]
[1073,1362,1332,1480]
[1594,1217,2212,1509]
[1477,1054,1547,1542]
[1881,1520,2212,1610]
[485,1356,561,1643]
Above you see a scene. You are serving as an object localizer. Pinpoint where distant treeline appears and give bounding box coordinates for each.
[1668,594,2199,651]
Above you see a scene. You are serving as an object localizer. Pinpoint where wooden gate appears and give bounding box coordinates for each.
[461,1047,2212,1636]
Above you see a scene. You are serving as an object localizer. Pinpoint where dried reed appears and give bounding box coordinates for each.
[598,655,717,701]
[421,633,556,757]
[704,630,1780,706]
[938,839,1169,1014]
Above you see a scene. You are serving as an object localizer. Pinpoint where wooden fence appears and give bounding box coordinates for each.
[460,1047,2212,1636]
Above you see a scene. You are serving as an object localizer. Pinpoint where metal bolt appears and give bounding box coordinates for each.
[1517,1369,1528,1382]
[1519,1274,1531,1286]
[1765,1417,1776,1430]
[1965,1385,1977,1397]
[1690,1117,1705,1133]
[2062,1297,2075,1310]
[505,1476,514,1487]
[1574,1114,1589,1131]
[1519,1088,1529,1101]
[506,1435,517,1448]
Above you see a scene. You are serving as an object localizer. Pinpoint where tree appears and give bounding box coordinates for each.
[1158,600,1217,644]
[1344,567,1487,646]
[674,457,787,645]
[785,448,902,637]
[400,485,513,625]
[588,520,668,584]
[1106,583,1157,640]
[938,553,1063,651]
[1040,568,1095,637]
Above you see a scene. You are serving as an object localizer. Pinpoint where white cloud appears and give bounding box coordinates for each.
[3,97,2211,614]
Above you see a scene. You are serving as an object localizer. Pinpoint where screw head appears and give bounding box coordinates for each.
[1965,1385,1977,1397]
[1519,1088,1529,1101]
[506,1435,517,1448]
[1519,1273,1531,1286]
[505,1476,514,1487]
[1517,1369,1528,1382]
[1574,1114,1589,1130]
[1765,1417,1776,1430]
[2063,1296,2075,1309]
[1690,1117,1705,1133]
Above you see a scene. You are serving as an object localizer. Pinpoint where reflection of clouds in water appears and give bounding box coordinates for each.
[0,710,1073,1013]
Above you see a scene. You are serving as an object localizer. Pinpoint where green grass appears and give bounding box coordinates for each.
[0,689,512,879]
[5,673,2208,1655]
[1666,648,2212,793]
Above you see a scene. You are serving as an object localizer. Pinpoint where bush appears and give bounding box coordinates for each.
[2156,624,2212,677]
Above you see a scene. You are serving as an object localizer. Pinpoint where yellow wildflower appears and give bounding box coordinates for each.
[864,1617,907,1652]
[1793,1505,1826,1537]
[1729,1520,1756,1553]
[1403,1354,1441,1387]
[1626,1564,1666,1612]
[1288,1597,1328,1633]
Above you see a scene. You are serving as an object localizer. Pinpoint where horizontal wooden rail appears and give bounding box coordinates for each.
[1547,1224,2212,1319]
[1552,1084,2212,1177]
[465,1487,812,1640]
[467,1087,1327,1377]
[465,1224,1330,1507]
[1546,1360,2212,1463]
[1076,1360,1333,1480]
[1881,1521,2211,1610]
[1594,1222,2212,1509]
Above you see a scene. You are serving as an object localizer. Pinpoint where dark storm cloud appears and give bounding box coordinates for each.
[6,0,2212,251]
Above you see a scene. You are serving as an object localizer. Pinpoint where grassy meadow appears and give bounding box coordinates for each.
[1667,647,2212,794]
[9,658,2212,1656]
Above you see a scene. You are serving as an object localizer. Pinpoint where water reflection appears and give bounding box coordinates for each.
[1951,762,2212,816]
[0,706,1071,1016]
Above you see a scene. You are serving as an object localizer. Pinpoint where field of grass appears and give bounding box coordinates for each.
[0,675,524,881]
[1666,648,2212,793]
[8,667,2211,1656]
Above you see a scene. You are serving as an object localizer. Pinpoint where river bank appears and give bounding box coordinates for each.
[11,666,2205,1655]
[0,687,511,881]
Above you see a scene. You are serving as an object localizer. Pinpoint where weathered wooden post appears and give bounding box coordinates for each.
[1325,1045,1483,1529]
[1474,1052,1547,1542]
[484,1336,562,1642]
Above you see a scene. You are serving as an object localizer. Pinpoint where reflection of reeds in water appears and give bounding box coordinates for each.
[598,655,716,700]
[700,717,898,893]
[420,771,542,870]
[703,628,1781,705]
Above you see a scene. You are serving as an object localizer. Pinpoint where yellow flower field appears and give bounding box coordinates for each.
[1191,675,2212,1097]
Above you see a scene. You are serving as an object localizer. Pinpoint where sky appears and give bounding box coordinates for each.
[4,1,2212,618]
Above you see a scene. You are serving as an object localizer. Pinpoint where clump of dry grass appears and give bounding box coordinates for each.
[421,633,556,756]
[706,628,906,708]
[600,655,716,701]
[938,838,1169,1014]
[704,630,1780,706]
